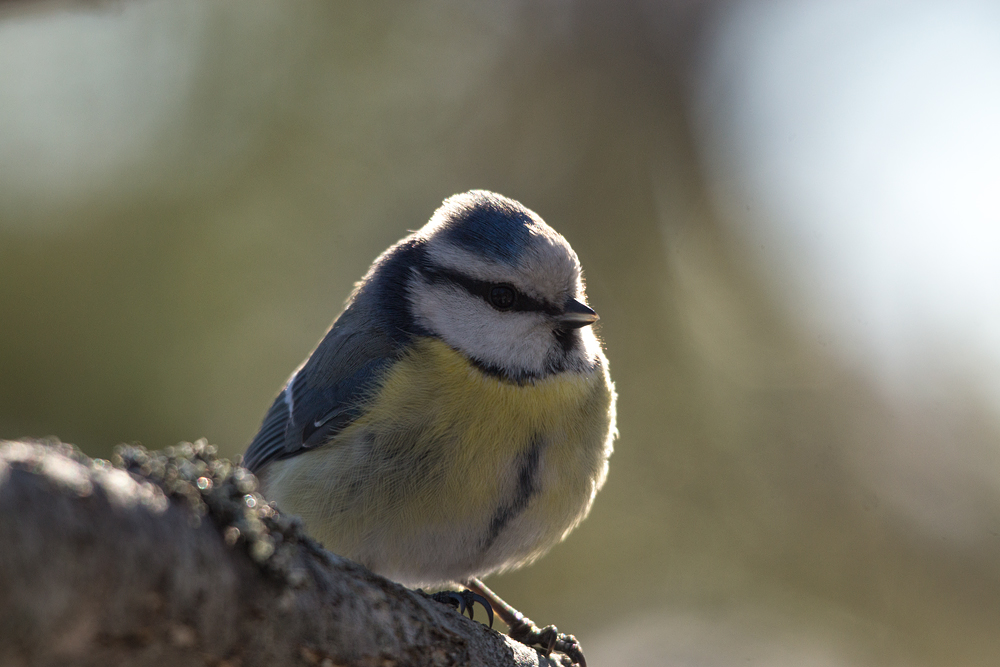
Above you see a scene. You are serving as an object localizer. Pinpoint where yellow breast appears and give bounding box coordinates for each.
[262,336,615,584]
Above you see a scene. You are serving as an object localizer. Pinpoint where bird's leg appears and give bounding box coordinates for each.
[465,577,587,667]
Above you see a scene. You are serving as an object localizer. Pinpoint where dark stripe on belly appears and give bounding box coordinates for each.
[481,434,543,551]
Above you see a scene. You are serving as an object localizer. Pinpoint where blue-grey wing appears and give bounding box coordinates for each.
[242,311,400,473]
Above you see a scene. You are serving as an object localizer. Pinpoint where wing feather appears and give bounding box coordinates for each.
[242,307,401,473]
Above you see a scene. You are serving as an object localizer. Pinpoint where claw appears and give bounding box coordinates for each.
[469,591,494,628]
[430,589,495,628]
[539,626,558,654]
[431,590,467,616]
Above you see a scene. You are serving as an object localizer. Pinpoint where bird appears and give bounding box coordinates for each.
[243,190,616,665]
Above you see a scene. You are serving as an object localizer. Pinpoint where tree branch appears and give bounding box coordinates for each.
[0,439,554,667]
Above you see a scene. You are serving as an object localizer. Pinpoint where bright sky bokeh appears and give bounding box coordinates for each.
[696,0,1000,410]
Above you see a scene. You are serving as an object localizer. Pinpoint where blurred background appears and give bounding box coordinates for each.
[2,0,1000,664]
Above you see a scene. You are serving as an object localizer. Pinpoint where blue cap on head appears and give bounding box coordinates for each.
[432,191,537,267]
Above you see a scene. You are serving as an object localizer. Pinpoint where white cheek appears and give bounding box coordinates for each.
[410,282,552,376]
[577,326,601,367]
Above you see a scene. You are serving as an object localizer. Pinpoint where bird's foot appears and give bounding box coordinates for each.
[464,577,587,667]
[507,616,586,667]
[429,589,495,628]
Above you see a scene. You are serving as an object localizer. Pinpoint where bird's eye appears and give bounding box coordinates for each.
[489,285,516,310]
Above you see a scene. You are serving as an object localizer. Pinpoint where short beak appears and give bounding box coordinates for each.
[558,297,599,329]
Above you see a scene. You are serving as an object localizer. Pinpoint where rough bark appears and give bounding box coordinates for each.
[0,439,555,667]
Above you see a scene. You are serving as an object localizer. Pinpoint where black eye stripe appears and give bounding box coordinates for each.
[419,266,558,315]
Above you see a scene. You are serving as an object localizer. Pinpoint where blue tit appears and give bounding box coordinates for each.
[243,190,616,594]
